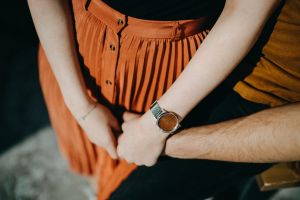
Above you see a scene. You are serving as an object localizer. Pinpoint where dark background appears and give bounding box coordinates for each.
[0,1,49,153]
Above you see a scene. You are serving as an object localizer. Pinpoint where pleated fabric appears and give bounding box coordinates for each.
[38,0,215,199]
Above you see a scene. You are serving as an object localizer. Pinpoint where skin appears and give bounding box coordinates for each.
[28,0,281,166]
[123,102,300,163]
[117,0,280,166]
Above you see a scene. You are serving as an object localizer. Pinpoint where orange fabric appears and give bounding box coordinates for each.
[38,0,216,199]
[234,0,300,107]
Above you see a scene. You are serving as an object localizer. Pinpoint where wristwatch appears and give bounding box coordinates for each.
[150,100,181,134]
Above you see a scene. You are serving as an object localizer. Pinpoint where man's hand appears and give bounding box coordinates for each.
[117,111,168,166]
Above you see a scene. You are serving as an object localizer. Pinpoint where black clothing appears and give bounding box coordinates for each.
[110,91,273,200]
[101,0,225,20]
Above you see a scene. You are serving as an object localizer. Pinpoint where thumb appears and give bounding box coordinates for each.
[107,146,118,160]
[105,131,118,159]
[123,111,141,121]
[106,140,118,160]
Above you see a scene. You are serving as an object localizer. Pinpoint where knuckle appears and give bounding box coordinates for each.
[145,163,152,167]
[145,161,155,167]
[123,112,127,119]
[135,161,142,166]
[124,155,135,163]
[125,158,132,164]
[121,123,126,131]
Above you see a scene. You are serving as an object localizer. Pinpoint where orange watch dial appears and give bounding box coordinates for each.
[158,112,178,132]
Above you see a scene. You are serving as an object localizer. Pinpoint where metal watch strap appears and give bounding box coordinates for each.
[150,100,164,119]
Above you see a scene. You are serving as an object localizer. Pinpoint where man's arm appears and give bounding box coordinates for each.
[165,102,300,163]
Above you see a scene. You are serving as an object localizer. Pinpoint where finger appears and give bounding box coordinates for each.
[104,128,118,159]
[123,111,141,121]
[116,135,124,157]
[134,161,142,166]
[106,143,118,159]
[124,158,133,164]
[145,161,155,167]
[110,117,121,133]
[145,158,157,167]
[121,122,126,132]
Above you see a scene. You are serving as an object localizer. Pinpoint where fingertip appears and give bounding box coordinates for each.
[145,160,156,167]
[109,150,118,160]
[134,161,142,166]
[106,144,118,159]
[122,112,128,120]
[116,146,122,158]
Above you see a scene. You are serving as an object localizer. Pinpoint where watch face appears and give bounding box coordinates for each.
[158,112,179,132]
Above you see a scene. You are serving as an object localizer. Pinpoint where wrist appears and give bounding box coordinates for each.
[147,99,182,136]
[164,131,193,159]
[156,98,186,121]
[165,127,213,159]
[65,94,97,118]
[141,110,170,139]
[76,101,99,123]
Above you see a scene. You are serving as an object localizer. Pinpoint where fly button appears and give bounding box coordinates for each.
[109,43,116,51]
[105,80,113,85]
[175,25,184,40]
[117,18,124,26]
[177,25,183,31]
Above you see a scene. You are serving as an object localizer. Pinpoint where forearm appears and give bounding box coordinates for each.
[155,0,279,119]
[165,102,300,163]
[28,0,92,115]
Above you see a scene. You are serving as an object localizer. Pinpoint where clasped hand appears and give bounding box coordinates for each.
[76,102,169,167]
[117,111,169,166]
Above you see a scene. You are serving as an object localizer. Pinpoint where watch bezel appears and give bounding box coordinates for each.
[156,111,181,134]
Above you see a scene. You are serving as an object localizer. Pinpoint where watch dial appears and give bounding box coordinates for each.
[158,113,178,132]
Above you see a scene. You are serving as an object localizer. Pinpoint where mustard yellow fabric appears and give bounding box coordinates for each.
[234,0,300,107]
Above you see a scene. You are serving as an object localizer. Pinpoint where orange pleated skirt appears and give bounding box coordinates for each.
[38,0,213,199]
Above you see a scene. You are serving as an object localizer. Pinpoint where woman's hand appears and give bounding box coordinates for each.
[74,101,121,159]
[117,111,168,166]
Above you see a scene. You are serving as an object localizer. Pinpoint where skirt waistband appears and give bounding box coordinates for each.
[86,0,210,40]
